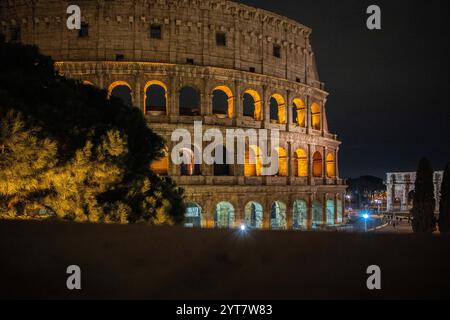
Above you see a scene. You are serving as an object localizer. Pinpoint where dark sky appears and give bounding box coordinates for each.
[239,0,450,179]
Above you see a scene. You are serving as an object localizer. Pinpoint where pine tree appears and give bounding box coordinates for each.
[0,35,185,224]
[411,158,436,233]
[438,162,450,233]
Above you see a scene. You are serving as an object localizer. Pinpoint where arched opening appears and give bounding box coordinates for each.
[244,144,262,177]
[393,197,401,211]
[337,198,343,223]
[293,98,306,127]
[242,89,262,120]
[215,202,235,228]
[311,103,321,130]
[293,200,308,230]
[150,148,169,176]
[144,80,167,115]
[179,146,201,176]
[275,147,287,177]
[326,199,335,225]
[184,202,202,228]
[312,152,323,177]
[108,81,132,107]
[269,94,286,124]
[244,201,263,229]
[326,153,335,178]
[312,200,323,229]
[271,201,287,229]
[294,149,308,177]
[212,86,233,118]
[213,145,231,176]
[179,86,200,116]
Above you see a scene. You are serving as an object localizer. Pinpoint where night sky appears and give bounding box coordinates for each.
[240,0,450,179]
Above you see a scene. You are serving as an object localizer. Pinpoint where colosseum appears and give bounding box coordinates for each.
[0,0,346,230]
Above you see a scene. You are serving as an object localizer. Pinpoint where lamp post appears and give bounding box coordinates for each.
[363,213,369,232]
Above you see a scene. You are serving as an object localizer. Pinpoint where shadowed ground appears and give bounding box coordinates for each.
[1,220,449,300]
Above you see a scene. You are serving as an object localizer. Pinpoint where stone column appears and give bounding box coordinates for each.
[169,76,178,116]
[308,144,313,184]
[134,74,142,112]
[322,193,327,225]
[307,193,313,230]
[306,94,312,134]
[263,85,270,128]
[288,141,295,181]
[286,90,293,125]
[323,146,327,181]
[335,147,340,179]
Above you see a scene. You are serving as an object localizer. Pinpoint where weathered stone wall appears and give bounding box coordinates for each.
[0,0,346,229]
[0,0,321,87]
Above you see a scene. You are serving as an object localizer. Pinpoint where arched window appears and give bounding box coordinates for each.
[275,147,287,177]
[294,149,308,177]
[215,202,235,228]
[244,201,263,229]
[244,145,262,177]
[179,146,201,176]
[271,201,287,230]
[242,89,262,120]
[144,80,167,115]
[212,86,233,118]
[326,199,335,225]
[269,94,286,124]
[311,103,321,130]
[326,153,335,178]
[150,148,169,176]
[184,202,202,228]
[213,145,231,176]
[179,86,200,116]
[312,200,323,229]
[293,200,308,230]
[293,98,306,127]
[108,81,132,107]
[312,152,323,177]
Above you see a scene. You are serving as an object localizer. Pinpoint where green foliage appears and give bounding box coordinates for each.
[411,158,436,233]
[0,36,184,224]
[438,162,450,233]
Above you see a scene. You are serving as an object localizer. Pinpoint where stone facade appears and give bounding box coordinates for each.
[386,171,443,213]
[0,0,347,230]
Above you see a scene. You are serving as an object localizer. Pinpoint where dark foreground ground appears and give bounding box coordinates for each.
[1,220,449,300]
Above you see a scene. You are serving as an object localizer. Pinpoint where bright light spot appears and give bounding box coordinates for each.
[240,224,246,231]
[363,214,369,219]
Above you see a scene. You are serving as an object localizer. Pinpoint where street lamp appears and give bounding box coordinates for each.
[363,213,369,232]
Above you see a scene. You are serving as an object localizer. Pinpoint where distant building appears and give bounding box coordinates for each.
[386,171,443,213]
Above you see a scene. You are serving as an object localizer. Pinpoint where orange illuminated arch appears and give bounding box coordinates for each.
[150,148,169,176]
[245,144,263,177]
[275,147,287,177]
[212,85,234,118]
[107,81,132,98]
[270,94,286,124]
[326,153,335,178]
[311,103,321,130]
[295,149,308,177]
[312,152,323,177]
[243,89,262,121]
[144,80,168,115]
[293,98,306,127]
[82,80,94,86]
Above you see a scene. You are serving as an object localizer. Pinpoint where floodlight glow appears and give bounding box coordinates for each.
[363,214,369,219]
[240,224,246,231]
